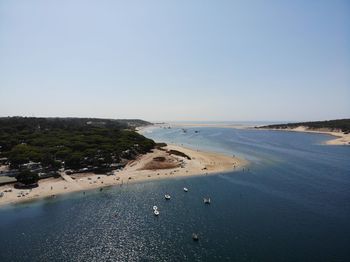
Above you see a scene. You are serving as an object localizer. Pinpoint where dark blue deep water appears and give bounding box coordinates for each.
[1,127,349,261]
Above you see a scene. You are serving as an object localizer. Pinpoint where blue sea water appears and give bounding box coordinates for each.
[0,126,349,262]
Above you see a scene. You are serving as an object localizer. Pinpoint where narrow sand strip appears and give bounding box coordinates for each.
[259,126,350,146]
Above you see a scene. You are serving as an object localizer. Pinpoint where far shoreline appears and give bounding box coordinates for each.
[146,122,350,146]
[256,127,350,146]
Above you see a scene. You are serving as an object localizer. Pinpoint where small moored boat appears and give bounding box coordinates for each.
[183,187,188,192]
[154,210,160,216]
[164,194,171,200]
[192,233,199,241]
[203,198,211,204]
[153,205,158,211]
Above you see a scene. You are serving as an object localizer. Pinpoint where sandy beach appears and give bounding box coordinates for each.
[0,144,247,207]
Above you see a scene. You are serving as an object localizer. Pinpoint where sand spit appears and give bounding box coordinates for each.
[0,144,247,207]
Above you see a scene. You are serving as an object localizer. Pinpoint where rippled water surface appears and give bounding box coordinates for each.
[1,127,349,261]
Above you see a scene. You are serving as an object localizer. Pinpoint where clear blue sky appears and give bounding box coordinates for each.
[0,0,349,122]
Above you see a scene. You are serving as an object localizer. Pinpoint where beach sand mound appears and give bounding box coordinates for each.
[139,155,180,170]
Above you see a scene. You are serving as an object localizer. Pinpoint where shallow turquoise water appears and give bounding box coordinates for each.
[0,127,349,261]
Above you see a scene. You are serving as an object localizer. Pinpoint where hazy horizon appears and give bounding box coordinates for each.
[1,0,349,121]
[1,115,349,125]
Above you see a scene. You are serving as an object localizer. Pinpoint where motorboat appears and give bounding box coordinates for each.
[164,194,171,200]
[153,205,158,211]
[154,210,160,216]
[183,187,188,192]
[192,233,199,241]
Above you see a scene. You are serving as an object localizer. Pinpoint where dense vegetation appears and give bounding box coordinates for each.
[0,117,155,171]
[258,119,350,133]
[16,169,39,185]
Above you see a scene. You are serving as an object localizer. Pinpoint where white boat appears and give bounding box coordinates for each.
[203,198,211,204]
[154,210,160,216]
[164,194,171,200]
[183,187,188,192]
[153,205,158,211]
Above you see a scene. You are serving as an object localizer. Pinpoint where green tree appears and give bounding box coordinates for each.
[16,169,39,185]
[65,153,83,169]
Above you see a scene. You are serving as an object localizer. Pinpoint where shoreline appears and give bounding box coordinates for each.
[258,126,350,145]
[0,144,247,207]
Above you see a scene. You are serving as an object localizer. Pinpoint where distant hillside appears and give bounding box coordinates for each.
[258,119,350,133]
[0,117,152,130]
[116,119,153,128]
